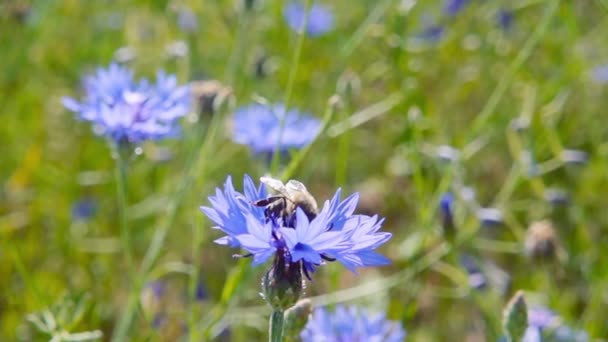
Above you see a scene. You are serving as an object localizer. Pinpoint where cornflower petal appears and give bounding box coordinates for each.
[63,63,191,144]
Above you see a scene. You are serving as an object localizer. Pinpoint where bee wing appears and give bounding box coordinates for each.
[285,180,307,193]
[260,176,287,194]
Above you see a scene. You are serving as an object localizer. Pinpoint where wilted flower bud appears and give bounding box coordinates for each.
[336,71,362,99]
[261,252,304,311]
[503,290,528,342]
[524,220,559,261]
[283,299,313,341]
[252,49,277,79]
[190,80,232,119]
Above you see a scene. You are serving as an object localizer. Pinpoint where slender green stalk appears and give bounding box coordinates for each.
[270,0,312,174]
[269,310,285,342]
[114,146,133,276]
[188,214,205,341]
[468,0,560,139]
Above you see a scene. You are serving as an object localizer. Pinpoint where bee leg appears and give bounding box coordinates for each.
[232,253,253,259]
[321,254,336,262]
[302,263,313,281]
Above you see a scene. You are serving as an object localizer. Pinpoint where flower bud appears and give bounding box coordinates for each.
[283,299,313,341]
[524,220,559,261]
[439,192,456,242]
[261,252,304,311]
[503,290,528,342]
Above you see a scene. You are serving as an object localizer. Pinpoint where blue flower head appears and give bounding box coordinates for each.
[301,305,406,342]
[443,0,469,16]
[62,63,191,144]
[200,175,392,278]
[496,9,514,31]
[284,2,334,37]
[523,307,558,342]
[71,198,97,221]
[231,104,320,154]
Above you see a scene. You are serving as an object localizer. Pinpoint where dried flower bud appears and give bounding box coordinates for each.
[503,290,528,342]
[337,71,362,99]
[190,80,232,119]
[524,220,559,261]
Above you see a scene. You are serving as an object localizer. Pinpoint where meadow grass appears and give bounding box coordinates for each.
[1,0,607,340]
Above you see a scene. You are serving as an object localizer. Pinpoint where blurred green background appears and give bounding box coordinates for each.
[1,0,607,340]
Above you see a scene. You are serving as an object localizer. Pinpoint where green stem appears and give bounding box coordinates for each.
[270,0,312,174]
[114,146,133,276]
[269,310,285,342]
[468,0,560,139]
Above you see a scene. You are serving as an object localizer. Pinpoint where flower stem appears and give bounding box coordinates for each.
[270,0,312,175]
[269,310,285,342]
[114,146,133,276]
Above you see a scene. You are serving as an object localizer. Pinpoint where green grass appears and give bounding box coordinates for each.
[2,0,608,340]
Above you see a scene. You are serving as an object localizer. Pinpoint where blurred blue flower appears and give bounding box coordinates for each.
[439,192,455,240]
[284,2,334,37]
[459,254,486,290]
[553,325,589,342]
[63,63,191,144]
[231,104,320,154]
[200,175,392,276]
[590,65,608,83]
[443,0,469,16]
[71,198,96,221]
[496,9,514,30]
[477,207,503,226]
[177,7,198,33]
[439,192,453,218]
[418,25,444,42]
[523,307,557,342]
[523,307,589,342]
[301,305,406,342]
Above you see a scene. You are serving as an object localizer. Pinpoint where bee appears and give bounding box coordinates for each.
[254,176,319,224]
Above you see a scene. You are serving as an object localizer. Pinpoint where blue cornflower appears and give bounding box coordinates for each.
[301,305,406,342]
[496,9,514,31]
[62,63,191,144]
[439,192,455,240]
[71,198,96,221]
[200,175,392,277]
[231,104,320,154]
[284,2,334,37]
[443,0,468,16]
[523,307,558,342]
[439,192,453,216]
[418,25,444,42]
[523,307,590,342]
